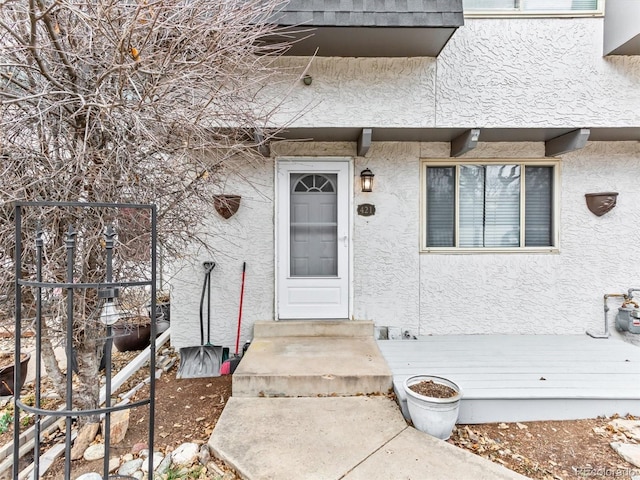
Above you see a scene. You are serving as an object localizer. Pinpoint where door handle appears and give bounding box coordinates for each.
[342,234,348,247]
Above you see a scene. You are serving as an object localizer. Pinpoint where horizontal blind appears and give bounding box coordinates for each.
[522,0,598,10]
[465,0,598,10]
[459,165,521,248]
[464,0,517,10]
[524,166,553,247]
[483,165,520,247]
[459,165,486,247]
[426,167,455,247]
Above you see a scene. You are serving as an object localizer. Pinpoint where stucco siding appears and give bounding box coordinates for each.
[436,18,640,128]
[170,159,276,351]
[420,141,640,335]
[352,143,422,333]
[169,141,640,347]
[169,14,640,345]
[261,18,640,130]
[262,57,437,128]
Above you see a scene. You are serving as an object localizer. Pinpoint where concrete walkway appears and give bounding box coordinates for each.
[208,321,529,480]
[209,396,528,480]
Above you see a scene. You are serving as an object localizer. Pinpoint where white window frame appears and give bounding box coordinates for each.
[464,0,604,18]
[420,158,561,254]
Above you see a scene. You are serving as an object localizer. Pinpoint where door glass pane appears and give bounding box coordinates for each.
[290,173,338,277]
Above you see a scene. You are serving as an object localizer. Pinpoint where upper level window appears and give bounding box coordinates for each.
[464,0,603,15]
[422,160,559,252]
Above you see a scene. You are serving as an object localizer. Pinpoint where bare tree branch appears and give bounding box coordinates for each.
[1,0,304,420]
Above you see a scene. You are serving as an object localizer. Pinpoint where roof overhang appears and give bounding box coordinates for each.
[273,127,640,157]
[603,0,640,55]
[276,127,640,142]
[277,26,460,57]
[268,0,464,57]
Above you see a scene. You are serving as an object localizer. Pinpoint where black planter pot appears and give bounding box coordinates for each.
[113,322,152,352]
[0,352,31,396]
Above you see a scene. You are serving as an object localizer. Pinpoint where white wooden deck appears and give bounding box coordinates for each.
[377,335,640,424]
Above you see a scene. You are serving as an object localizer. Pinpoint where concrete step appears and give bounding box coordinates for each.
[252,320,374,338]
[233,333,392,397]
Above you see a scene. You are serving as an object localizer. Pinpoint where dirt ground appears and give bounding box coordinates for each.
[1,342,639,480]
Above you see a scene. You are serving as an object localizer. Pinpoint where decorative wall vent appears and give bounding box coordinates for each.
[585,192,618,217]
[214,195,241,219]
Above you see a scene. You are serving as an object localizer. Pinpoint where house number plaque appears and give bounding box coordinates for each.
[357,204,375,217]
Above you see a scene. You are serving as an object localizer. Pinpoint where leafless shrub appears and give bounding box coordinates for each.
[0,0,302,419]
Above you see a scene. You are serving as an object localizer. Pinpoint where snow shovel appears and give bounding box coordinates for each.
[221,262,246,375]
[177,262,223,379]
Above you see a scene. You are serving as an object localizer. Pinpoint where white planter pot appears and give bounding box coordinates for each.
[403,375,462,440]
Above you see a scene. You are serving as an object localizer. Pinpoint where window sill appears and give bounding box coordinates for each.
[420,247,560,254]
[464,11,603,19]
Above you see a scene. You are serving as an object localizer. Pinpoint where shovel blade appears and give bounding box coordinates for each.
[177,345,223,379]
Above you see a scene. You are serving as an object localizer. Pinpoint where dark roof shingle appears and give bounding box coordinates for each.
[272,0,463,28]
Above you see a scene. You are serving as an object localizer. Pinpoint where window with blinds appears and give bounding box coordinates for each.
[464,0,601,13]
[423,161,557,251]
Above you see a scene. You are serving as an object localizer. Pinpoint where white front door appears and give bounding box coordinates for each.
[277,159,350,319]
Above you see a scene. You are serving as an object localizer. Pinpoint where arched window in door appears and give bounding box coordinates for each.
[293,174,336,193]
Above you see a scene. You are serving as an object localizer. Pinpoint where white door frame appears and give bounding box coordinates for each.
[275,157,353,320]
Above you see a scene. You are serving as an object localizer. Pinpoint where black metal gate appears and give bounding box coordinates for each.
[13,201,157,479]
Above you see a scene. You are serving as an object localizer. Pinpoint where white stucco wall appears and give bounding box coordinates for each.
[420,141,640,336]
[262,56,437,128]
[436,18,640,127]
[170,141,640,344]
[170,15,640,344]
[170,158,276,351]
[352,143,423,333]
[263,18,640,129]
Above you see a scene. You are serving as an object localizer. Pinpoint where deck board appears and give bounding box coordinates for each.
[378,335,640,424]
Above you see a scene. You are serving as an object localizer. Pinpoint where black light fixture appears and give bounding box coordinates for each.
[360,168,374,192]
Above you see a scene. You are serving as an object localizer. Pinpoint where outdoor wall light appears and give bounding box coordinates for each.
[302,74,312,86]
[98,287,120,325]
[99,300,120,326]
[360,168,374,192]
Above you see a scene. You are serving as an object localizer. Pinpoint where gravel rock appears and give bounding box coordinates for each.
[76,473,103,480]
[108,456,121,473]
[155,453,172,475]
[71,423,100,460]
[103,408,130,444]
[132,442,148,455]
[609,419,640,442]
[610,442,640,468]
[199,444,211,465]
[140,452,165,472]
[83,443,105,461]
[118,458,143,477]
[171,442,199,466]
